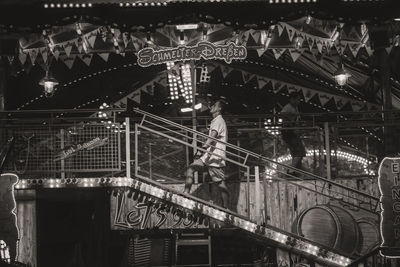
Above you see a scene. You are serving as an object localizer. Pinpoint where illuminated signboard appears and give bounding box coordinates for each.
[137,41,247,67]
[111,191,207,230]
[378,157,400,257]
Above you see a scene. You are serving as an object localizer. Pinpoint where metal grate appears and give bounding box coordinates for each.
[2,123,120,174]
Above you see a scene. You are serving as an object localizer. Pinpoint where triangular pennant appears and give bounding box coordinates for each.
[220,65,233,78]
[307,36,315,51]
[18,52,27,65]
[98,53,110,62]
[288,48,305,62]
[131,91,141,103]
[365,45,373,56]
[272,48,286,60]
[61,55,76,69]
[241,31,250,44]
[277,24,285,37]
[77,43,83,54]
[28,49,39,65]
[206,63,217,74]
[386,46,393,55]
[142,83,154,95]
[286,27,296,42]
[316,40,324,54]
[251,31,261,44]
[40,48,48,64]
[272,81,284,93]
[53,49,60,60]
[242,71,255,84]
[63,43,73,57]
[256,48,267,57]
[349,43,361,58]
[132,40,141,51]
[256,76,269,89]
[122,33,130,48]
[302,88,315,102]
[117,98,127,107]
[333,95,347,110]
[74,39,79,50]
[78,54,93,66]
[87,35,97,48]
[351,100,364,111]
[318,93,331,106]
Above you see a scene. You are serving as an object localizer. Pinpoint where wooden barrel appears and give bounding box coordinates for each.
[295,205,360,256]
[356,217,380,255]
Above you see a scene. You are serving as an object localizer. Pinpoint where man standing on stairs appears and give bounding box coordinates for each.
[280,91,306,176]
[184,100,230,209]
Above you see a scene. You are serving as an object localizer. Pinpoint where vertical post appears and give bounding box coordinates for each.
[125,117,131,179]
[134,123,138,177]
[0,57,6,111]
[191,62,198,184]
[246,167,250,219]
[60,129,65,179]
[149,144,152,180]
[324,122,331,180]
[254,166,261,224]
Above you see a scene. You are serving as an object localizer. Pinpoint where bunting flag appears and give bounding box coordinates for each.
[277,23,285,37]
[288,48,305,62]
[242,71,255,83]
[98,53,110,62]
[63,43,73,57]
[78,54,93,66]
[40,48,48,64]
[60,55,76,69]
[28,48,39,65]
[87,34,97,48]
[17,22,388,69]
[53,49,60,61]
[272,48,286,60]
[220,65,234,78]
[18,52,27,65]
[257,77,269,89]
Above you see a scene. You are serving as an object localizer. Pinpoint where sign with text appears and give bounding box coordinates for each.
[379,157,400,257]
[111,191,207,230]
[54,137,108,161]
[137,41,247,67]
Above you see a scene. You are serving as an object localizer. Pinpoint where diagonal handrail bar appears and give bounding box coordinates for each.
[137,123,375,213]
[134,108,379,204]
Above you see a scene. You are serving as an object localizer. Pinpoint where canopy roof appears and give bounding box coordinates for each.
[1,1,400,115]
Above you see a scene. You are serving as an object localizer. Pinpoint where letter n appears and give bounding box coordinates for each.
[393,188,400,200]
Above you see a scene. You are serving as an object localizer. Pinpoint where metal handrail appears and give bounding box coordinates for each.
[134,108,379,203]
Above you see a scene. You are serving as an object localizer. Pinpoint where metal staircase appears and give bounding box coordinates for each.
[128,108,380,266]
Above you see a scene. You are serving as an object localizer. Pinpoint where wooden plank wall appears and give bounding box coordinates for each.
[235,178,379,232]
[15,190,36,267]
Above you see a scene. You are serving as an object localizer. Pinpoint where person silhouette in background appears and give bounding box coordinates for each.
[280,92,306,176]
[184,100,229,209]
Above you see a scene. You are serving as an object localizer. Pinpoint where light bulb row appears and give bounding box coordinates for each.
[13,175,351,265]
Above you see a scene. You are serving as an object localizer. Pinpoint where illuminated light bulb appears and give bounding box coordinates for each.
[333,64,351,86]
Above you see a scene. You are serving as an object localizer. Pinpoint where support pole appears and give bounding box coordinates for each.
[254,166,261,224]
[125,117,131,179]
[191,62,198,184]
[376,48,394,157]
[324,122,331,180]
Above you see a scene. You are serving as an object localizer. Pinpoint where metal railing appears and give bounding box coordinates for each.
[132,108,380,220]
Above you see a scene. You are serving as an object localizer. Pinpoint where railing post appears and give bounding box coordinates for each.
[60,129,65,179]
[324,122,331,180]
[246,167,251,219]
[254,166,261,224]
[125,117,131,179]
